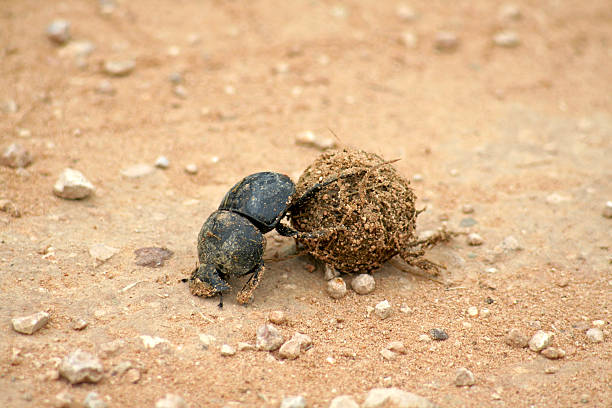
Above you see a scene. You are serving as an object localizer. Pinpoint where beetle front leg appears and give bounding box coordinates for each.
[236,262,265,305]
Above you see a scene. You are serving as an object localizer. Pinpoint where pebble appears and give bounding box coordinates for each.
[586,328,604,343]
[53,168,94,199]
[329,395,359,408]
[501,235,522,251]
[498,3,521,21]
[99,339,124,357]
[412,173,423,182]
[55,391,74,408]
[281,396,307,408]
[96,80,116,95]
[459,217,477,227]
[269,310,287,325]
[429,328,448,341]
[278,339,302,360]
[461,204,474,214]
[295,131,337,151]
[59,349,104,384]
[375,300,392,319]
[528,330,554,352]
[454,367,476,387]
[387,341,406,354]
[362,388,437,408]
[121,163,155,178]
[602,201,612,218]
[199,333,215,349]
[3,99,18,113]
[59,40,95,58]
[71,318,88,330]
[419,334,432,342]
[290,332,313,350]
[11,311,50,335]
[324,264,340,280]
[467,306,479,317]
[134,247,173,267]
[351,274,375,295]
[256,324,284,351]
[220,344,236,356]
[140,335,169,349]
[124,368,141,383]
[434,31,459,52]
[84,392,108,408]
[89,244,119,264]
[185,164,198,174]
[327,277,348,299]
[155,394,187,408]
[592,320,605,328]
[0,198,20,218]
[1,143,32,168]
[541,347,566,360]
[466,233,484,246]
[173,85,188,99]
[46,19,71,44]
[168,72,183,84]
[155,156,170,169]
[237,342,255,351]
[380,348,397,361]
[493,31,520,48]
[544,365,559,374]
[103,59,135,77]
[396,4,416,21]
[399,31,417,48]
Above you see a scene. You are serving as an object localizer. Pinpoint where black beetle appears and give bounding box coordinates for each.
[189,171,341,307]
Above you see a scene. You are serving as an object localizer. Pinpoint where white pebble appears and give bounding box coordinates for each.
[586,328,604,343]
[592,320,605,328]
[493,31,520,48]
[155,156,169,169]
[398,31,417,48]
[121,164,155,178]
[256,324,284,351]
[53,168,94,200]
[467,233,484,246]
[11,311,50,335]
[220,344,236,356]
[380,348,396,361]
[295,130,336,151]
[280,396,306,408]
[467,306,479,317]
[185,164,198,174]
[199,333,215,349]
[435,31,459,52]
[46,19,71,44]
[103,59,135,77]
[1,143,32,168]
[602,201,612,219]
[327,277,347,299]
[329,395,359,408]
[454,367,475,387]
[461,204,474,214]
[396,4,416,21]
[386,341,406,354]
[278,339,302,360]
[59,349,104,384]
[268,310,286,325]
[155,394,186,408]
[528,330,554,352]
[351,274,375,295]
[88,244,119,264]
[374,300,392,320]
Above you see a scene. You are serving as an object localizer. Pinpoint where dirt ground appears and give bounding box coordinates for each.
[1,0,611,407]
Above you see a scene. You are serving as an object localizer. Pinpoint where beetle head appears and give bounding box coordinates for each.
[189,263,230,297]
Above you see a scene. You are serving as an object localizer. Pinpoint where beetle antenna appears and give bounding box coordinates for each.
[327,127,342,143]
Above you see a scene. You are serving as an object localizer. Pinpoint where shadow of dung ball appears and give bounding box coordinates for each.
[290,148,417,273]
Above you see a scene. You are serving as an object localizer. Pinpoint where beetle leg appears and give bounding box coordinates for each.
[276,222,340,240]
[236,262,265,305]
[189,263,231,298]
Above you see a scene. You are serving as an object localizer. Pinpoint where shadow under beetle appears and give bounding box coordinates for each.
[189,171,341,307]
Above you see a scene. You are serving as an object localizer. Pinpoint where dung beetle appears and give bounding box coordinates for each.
[189,171,342,307]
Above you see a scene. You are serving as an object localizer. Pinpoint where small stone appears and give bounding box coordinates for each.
[467,233,484,246]
[199,333,215,349]
[155,156,170,169]
[602,201,612,219]
[173,85,187,99]
[579,394,590,403]
[362,388,437,408]
[134,247,173,267]
[455,367,475,387]
[185,164,198,174]
[498,4,521,21]
[429,328,448,341]
[84,392,108,408]
[461,204,474,214]
[121,163,155,178]
[327,277,348,299]
[295,130,337,151]
[290,332,313,350]
[399,31,417,48]
[256,324,284,351]
[237,342,255,351]
[89,244,119,264]
[53,168,94,199]
[501,235,522,251]
[351,274,375,295]
[375,300,392,319]
[140,335,169,349]
[387,341,406,354]
[592,320,605,328]
[11,311,50,335]
[103,59,135,77]
[59,40,95,58]
[544,366,559,374]
[418,334,432,342]
[529,330,554,352]
[280,396,306,408]
[1,143,32,168]
[55,391,74,408]
[168,72,183,84]
[155,394,187,408]
[324,264,340,280]
[71,318,88,330]
[110,361,132,376]
[279,339,302,360]
[220,344,236,356]
[400,305,412,314]
[541,347,566,360]
[467,306,479,317]
[96,80,116,95]
[480,308,491,318]
[268,310,286,325]
[46,20,71,44]
[59,349,104,384]
[329,395,359,408]
[396,4,416,21]
[586,328,604,343]
[493,31,520,48]
[434,31,459,52]
[380,348,396,361]
[99,339,124,357]
[124,368,141,383]
[2,99,18,113]
[459,217,477,228]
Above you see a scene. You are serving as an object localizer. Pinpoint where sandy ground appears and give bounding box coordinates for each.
[1,0,611,407]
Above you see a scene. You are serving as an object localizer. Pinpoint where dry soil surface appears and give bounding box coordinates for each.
[1,1,611,407]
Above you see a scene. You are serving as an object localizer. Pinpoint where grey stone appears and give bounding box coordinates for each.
[351,274,375,295]
[329,395,359,408]
[459,217,477,227]
[529,330,553,352]
[53,168,94,199]
[155,394,187,408]
[59,349,103,384]
[505,328,528,348]
[362,388,438,408]
[46,20,71,44]
[1,143,32,168]
[375,300,392,319]
[11,311,49,335]
[501,235,522,251]
[429,328,448,341]
[327,277,347,299]
[454,368,475,387]
[84,392,108,408]
[256,324,284,351]
[134,247,173,267]
[281,396,306,408]
[103,59,135,77]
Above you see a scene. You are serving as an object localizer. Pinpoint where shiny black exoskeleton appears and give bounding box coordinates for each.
[189,172,339,307]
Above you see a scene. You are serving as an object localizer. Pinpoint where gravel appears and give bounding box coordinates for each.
[374,300,392,319]
[528,331,554,352]
[586,328,604,343]
[256,324,284,351]
[46,19,71,44]
[155,394,187,408]
[280,396,307,408]
[220,344,236,356]
[53,168,94,199]
[362,388,438,408]
[84,392,108,408]
[327,277,348,299]
[1,143,32,168]
[467,233,484,246]
[351,274,375,294]
[329,395,359,408]
[429,328,448,341]
[11,311,50,335]
[454,367,476,387]
[59,349,104,384]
